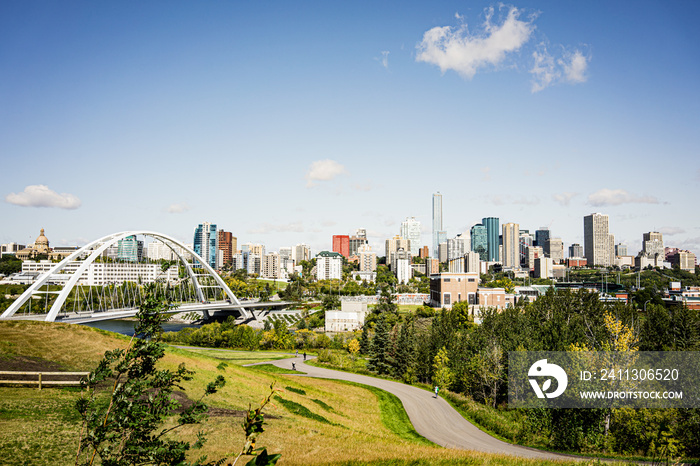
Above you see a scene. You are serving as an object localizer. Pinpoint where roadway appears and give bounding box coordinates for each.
[265,356,585,462]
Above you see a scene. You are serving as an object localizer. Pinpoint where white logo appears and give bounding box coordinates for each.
[528,359,568,399]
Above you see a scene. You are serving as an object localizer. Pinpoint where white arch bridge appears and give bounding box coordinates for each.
[0,231,292,324]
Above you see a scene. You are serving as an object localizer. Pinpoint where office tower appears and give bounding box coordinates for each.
[447,234,467,261]
[419,246,429,258]
[519,230,534,266]
[545,238,564,264]
[535,228,550,248]
[358,244,377,272]
[432,192,443,259]
[386,235,411,269]
[615,243,628,257]
[332,235,350,258]
[217,230,236,268]
[569,243,584,258]
[642,232,664,258]
[438,242,448,263]
[349,229,368,257]
[470,224,488,261]
[583,213,615,267]
[482,217,500,262]
[117,235,143,262]
[400,217,422,256]
[502,222,520,268]
[525,245,543,271]
[292,244,311,263]
[193,222,218,269]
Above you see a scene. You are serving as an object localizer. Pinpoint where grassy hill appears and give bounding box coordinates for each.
[0,321,590,465]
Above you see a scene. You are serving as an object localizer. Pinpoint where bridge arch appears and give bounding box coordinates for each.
[1,231,246,322]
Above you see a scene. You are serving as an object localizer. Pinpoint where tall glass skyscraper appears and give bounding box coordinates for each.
[432,193,444,259]
[470,224,488,261]
[193,222,218,269]
[482,217,500,262]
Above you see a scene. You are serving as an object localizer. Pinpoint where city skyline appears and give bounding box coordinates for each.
[2,1,699,256]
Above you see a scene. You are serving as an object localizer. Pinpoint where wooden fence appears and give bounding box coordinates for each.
[0,371,90,390]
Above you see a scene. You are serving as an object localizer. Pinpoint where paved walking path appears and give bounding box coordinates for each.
[264,356,580,462]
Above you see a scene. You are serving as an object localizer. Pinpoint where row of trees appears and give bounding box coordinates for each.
[357,288,700,457]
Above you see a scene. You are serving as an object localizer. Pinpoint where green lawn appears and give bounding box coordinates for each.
[170,347,293,365]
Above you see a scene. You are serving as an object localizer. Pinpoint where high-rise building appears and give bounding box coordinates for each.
[332,235,350,258]
[418,246,429,258]
[386,235,411,270]
[482,217,500,262]
[393,248,412,284]
[447,234,467,261]
[432,193,443,259]
[262,252,280,279]
[470,224,488,261]
[642,232,664,258]
[348,229,368,257]
[464,251,480,273]
[293,244,311,263]
[545,238,564,264]
[217,230,236,268]
[525,245,543,271]
[193,222,218,269]
[358,244,377,272]
[535,228,550,248]
[615,243,628,257]
[583,213,614,267]
[316,251,343,281]
[400,217,422,256]
[117,235,143,262]
[502,222,520,268]
[569,243,584,258]
[519,230,534,266]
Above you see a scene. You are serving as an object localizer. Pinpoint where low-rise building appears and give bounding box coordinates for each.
[429,272,479,308]
[325,301,368,332]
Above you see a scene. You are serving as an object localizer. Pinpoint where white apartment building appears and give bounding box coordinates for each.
[21,260,179,286]
[262,252,280,279]
[584,213,615,267]
[316,251,342,281]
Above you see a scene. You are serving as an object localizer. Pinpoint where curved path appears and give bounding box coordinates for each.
[266,356,580,462]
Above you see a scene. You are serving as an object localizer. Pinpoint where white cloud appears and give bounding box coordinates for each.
[553,192,578,206]
[5,185,81,209]
[530,46,589,92]
[416,6,534,79]
[166,203,191,214]
[588,188,660,206]
[530,47,558,92]
[561,50,588,83]
[375,51,390,69]
[247,222,304,234]
[305,159,348,188]
[658,227,685,236]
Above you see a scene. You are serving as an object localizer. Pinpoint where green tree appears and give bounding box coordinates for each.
[367,314,394,375]
[75,284,226,465]
[394,317,417,383]
[432,346,453,393]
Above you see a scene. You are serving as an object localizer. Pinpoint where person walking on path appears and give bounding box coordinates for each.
[303,352,307,361]
[292,362,296,371]
[295,350,298,357]
[434,386,439,398]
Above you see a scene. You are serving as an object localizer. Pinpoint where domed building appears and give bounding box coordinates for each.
[16,228,74,261]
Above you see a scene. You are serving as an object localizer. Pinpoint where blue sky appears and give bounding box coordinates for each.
[2,1,699,257]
